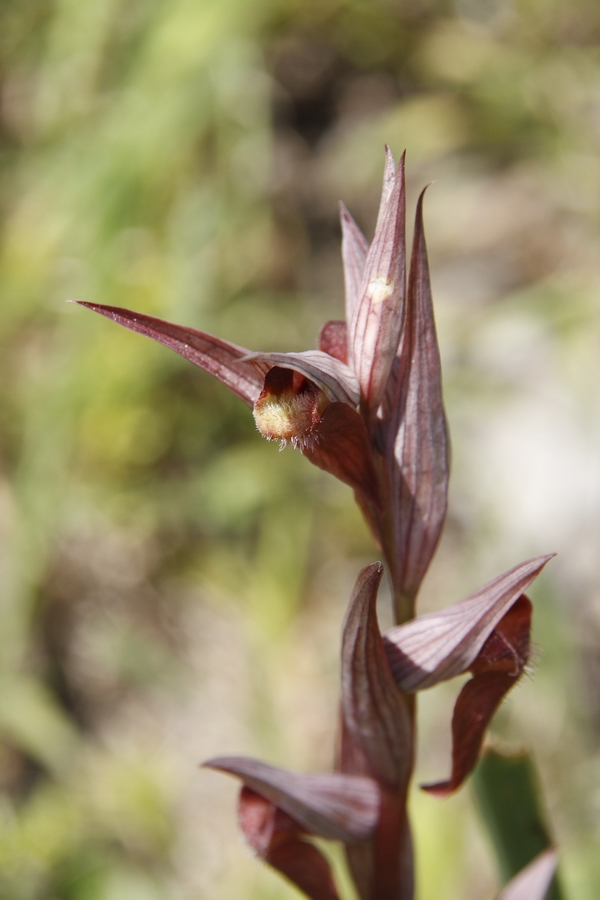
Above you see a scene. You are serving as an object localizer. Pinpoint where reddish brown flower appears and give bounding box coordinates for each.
[77,149,448,619]
[82,150,558,900]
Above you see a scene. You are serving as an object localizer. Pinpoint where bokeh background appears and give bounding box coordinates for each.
[1,0,599,897]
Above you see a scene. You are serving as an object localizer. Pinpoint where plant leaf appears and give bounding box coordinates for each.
[496,849,558,900]
[204,756,380,843]
[349,152,406,414]
[383,554,554,691]
[76,301,265,406]
[238,787,341,900]
[341,563,413,789]
[319,320,348,364]
[340,203,369,325]
[382,186,449,612]
[422,595,532,796]
[244,350,360,406]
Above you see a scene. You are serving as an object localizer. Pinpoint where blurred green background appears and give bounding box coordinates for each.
[1,0,599,897]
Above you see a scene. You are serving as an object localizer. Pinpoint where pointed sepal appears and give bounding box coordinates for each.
[76,301,265,406]
[338,563,415,900]
[203,757,380,843]
[349,152,406,415]
[340,203,369,325]
[422,595,532,795]
[382,186,449,612]
[238,787,341,900]
[341,563,413,789]
[383,554,554,691]
[496,849,558,900]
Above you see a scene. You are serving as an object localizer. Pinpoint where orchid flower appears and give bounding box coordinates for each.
[82,151,558,900]
[204,555,554,900]
[78,148,447,624]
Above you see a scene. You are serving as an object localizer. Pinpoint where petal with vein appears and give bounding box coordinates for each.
[350,152,406,413]
[383,555,554,691]
[422,595,532,796]
[377,146,397,222]
[76,301,264,407]
[245,350,360,407]
[340,203,369,325]
[239,787,341,900]
[496,849,558,900]
[204,756,380,843]
[341,563,413,789]
[382,187,449,610]
[302,402,380,514]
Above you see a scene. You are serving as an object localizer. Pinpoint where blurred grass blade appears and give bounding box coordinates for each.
[472,748,563,900]
[0,676,79,778]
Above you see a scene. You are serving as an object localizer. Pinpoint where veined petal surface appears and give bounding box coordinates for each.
[340,203,369,324]
[383,555,554,691]
[238,787,342,900]
[204,756,380,843]
[341,563,413,789]
[350,152,406,414]
[77,301,264,406]
[382,188,449,611]
[422,594,532,796]
[245,350,360,407]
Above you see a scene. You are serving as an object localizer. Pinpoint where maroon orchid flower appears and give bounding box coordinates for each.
[204,556,553,900]
[82,150,558,900]
[77,148,448,622]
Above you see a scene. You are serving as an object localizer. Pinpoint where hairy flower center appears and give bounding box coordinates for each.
[253,367,329,448]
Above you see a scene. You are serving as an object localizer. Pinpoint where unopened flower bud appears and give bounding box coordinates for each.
[253,366,329,449]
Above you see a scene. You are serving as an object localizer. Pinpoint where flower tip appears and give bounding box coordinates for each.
[201,756,229,772]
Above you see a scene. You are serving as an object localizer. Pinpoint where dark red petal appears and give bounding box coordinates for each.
[302,402,381,515]
[341,563,413,790]
[382,186,449,614]
[383,555,553,691]
[350,151,406,414]
[340,203,369,324]
[338,564,415,900]
[204,756,380,843]
[239,787,341,900]
[76,301,264,406]
[422,672,517,797]
[421,596,532,796]
[319,320,348,364]
[245,350,359,406]
[495,849,558,900]
[471,594,532,677]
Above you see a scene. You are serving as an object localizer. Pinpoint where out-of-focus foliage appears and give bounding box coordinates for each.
[0,0,599,897]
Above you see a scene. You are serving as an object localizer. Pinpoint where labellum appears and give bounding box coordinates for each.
[253,366,330,449]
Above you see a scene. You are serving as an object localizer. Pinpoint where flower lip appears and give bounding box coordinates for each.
[253,366,329,448]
